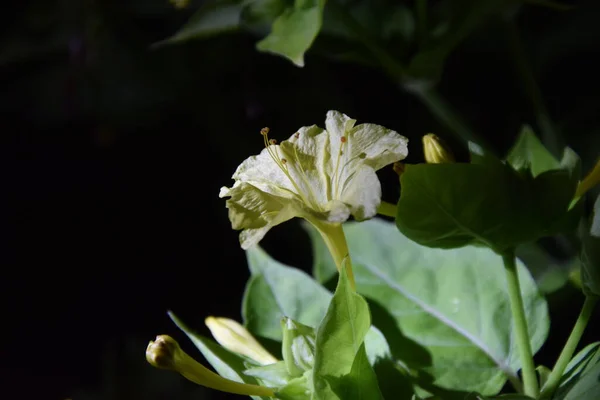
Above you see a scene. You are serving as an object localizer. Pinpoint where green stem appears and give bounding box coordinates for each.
[310,220,355,289]
[504,19,562,156]
[503,252,539,398]
[539,295,598,399]
[377,201,397,218]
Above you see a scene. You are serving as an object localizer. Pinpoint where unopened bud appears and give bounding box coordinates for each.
[205,317,278,365]
[146,334,275,397]
[422,134,455,164]
[146,335,180,370]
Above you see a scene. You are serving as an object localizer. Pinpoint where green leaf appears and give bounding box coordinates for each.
[168,312,269,400]
[244,361,291,387]
[242,246,389,366]
[554,342,600,399]
[371,358,415,399]
[281,317,316,377]
[154,0,243,47]
[396,162,533,252]
[242,246,332,341]
[276,372,312,400]
[506,126,560,177]
[307,219,549,395]
[241,0,288,31]
[537,365,552,388]
[396,160,579,253]
[555,363,600,400]
[313,265,383,400]
[332,344,384,400]
[581,194,600,296]
[256,0,325,66]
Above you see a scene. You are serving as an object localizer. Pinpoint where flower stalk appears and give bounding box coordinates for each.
[502,252,539,398]
[310,219,355,289]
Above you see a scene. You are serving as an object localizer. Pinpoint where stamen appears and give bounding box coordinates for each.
[259,127,313,209]
[332,136,347,199]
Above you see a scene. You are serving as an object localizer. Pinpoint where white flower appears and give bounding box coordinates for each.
[219,110,409,249]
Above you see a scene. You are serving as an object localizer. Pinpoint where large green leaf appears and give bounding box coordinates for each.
[256,0,325,66]
[242,246,332,341]
[307,218,549,395]
[396,162,534,252]
[168,312,269,400]
[313,265,383,400]
[242,246,391,367]
[396,159,579,253]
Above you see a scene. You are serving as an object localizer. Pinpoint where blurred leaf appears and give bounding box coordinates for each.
[155,0,243,46]
[580,194,600,296]
[256,0,325,66]
[537,365,552,388]
[554,350,600,400]
[307,218,549,395]
[313,265,383,400]
[515,242,571,294]
[241,0,289,32]
[405,0,507,82]
[555,342,600,397]
[506,125,561,177]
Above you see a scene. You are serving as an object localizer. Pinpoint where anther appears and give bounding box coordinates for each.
[294,132,300,139]
[340,136,347,143]
[281,158,287,164]
[269,139,277,145]
[260,127,270,136]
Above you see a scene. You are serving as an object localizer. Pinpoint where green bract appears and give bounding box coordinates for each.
[219,110,408,249]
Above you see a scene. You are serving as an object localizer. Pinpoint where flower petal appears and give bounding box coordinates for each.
[349,121,409,171]
[339,165,381,220]
[232,148,297,199]
[220,182,299,249]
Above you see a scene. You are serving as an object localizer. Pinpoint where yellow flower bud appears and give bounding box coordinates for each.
[205,317,278,365]
[146,335,275,397]
[422,134,455,164]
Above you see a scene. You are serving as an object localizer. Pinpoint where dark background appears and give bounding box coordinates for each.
[2,0,600,399]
